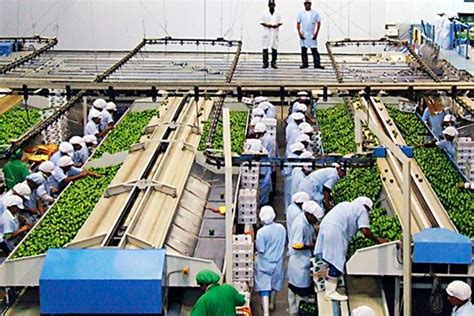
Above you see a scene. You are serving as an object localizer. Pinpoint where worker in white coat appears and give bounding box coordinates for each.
[23,173,46,217]
[252,108,266,120]
[261,0,282,69]
[434,12,446,46]
[352,306,375,316]
[254,206,286,315]
[101,102,117,132]
[291,102,308,114]
[314,197,387,301]
[286,112,305,144]
[85,109,112,140]
[82,135,98,154]
[69,136,88,167]
[296,0,324,69]
[254,123,275,157]
[37,161,56,203]
[258,101,276,119]
[286,191,310,241]
[446,280,474,315]
[287,201,324,316]
[87,98,107,121]
[283,142,306,208]
[50,142,74,166]
[290,151,313,198]
[0,195,29,255]
[50,156,101,193]
[440,13,455,50]
[288,122,314,148]
[417,126,458,159]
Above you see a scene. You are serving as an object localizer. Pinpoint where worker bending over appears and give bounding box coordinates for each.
[0,196,30,255]
[254,206,286,316]
[50,142,74,166]
[85,109,113,140]
[446,280,474,315]
[315,197,387,301]
[191,269,246,316]
[50,156,101,193]
[2,149,29,190]
[417,126,458,159]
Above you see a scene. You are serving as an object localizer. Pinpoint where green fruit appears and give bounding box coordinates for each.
[0,106,42,145]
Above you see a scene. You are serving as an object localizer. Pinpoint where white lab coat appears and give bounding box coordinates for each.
[84,120,100,137]
[288,213,315,288]
[296,10,322,48]
[434,15,445,46]
[286,202,303,243]
[452,301,474,316]
[298,167,339,207]
[440,16,452,50]
[261,10,281,50]
[0,209,19,250]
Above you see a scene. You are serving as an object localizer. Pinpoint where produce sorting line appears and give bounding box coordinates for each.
[364,96,457,232]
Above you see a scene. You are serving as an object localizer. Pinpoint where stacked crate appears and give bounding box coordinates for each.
[456,137,474,182]
[232,234,254,288]
[238,164,259,224]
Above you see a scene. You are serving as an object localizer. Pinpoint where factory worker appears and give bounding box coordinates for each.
[421,103,446,139]
[69,136,88,167]
[352,306,375,316]
[258,101,276,119]
[85,109,112,139]
[37,161,56,203]
[446,280,474,315]
[83,135,98,153]
[259,165,273,206]
[283,142,306,207]
[290,133,313,155]
[291,102,308,114]
[190,269,246,316]
[254,206,286,315]
[0,195,30,255]
[287,201,324,316]
[244,139,269,155]
[101,102,117,132]
[440,13,456,50]
[286,191,310,241]
[290,152,313,198]
[254,96,269,106]
[286,112,305,144]
[417,126,458,159]
[254,123,276,158]
[50,156,101,193]
[2,149,29,190]
[441,113,456,128]
[288,122,314,148]
[1,182,31,205]
[315,197,387,301]
[252,108,266,120]
[434,12,446,46]
[296,0,324,69]
[297,91,310,105]
[23,173,46,216]
[50,142,74,166]
[298,164,345,210]
[261,0,282,69]
[87,98,107,121]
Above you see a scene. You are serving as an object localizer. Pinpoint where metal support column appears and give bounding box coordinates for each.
[223,108,233,283]
[402,160,412,316]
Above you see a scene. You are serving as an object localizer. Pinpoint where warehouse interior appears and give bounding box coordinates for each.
[0,0,473,315]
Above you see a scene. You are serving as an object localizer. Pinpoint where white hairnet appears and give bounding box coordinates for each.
[254,122,267,133]
[302,201,324,221]
[292,191,310,203]
[59,142,74,155]
[93,98,107,109]
[254,96,268,104]
[250,116,262,126]
[3,195,24,209]
[26,173,45,185]
[446,280,472,301]
[13,183,31,199]
[69,136,84,145]
[290,112,305,121]
[353,196,374,210]
[252,108,265,117]
[258,101,272,111]
[299,151,313,159]
[352,306,376,316]
[106,102,117,111]
[443,114,455,123]
[259,205,276,224]
[89,108,103,119]
[295,103,308,113]
[299,122,314,134]
[290,142,305,153]
[296,133,313,144]
[39,161,55,173]
[58,156,74,167]
[442,126,458,137]
[83,135,98,145]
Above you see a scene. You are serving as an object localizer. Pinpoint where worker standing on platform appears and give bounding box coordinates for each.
[314,197,387,301]
[191,269,246,316]
[417,126,458,159]
[0,195,30,255]
[296,0,324,69]
[287,201,324,316]
[434,12,446,47]
[254,206,286,315]
[2,149,29,190]
[298,164,345,211]
[286,192,311,241]
[446,280,474,315]
[261,0,282,69]
[421,95,446,139]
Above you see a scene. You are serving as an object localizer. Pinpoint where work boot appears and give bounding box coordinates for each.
[263,49,269,69]
[261,296,270,316]
[269,291,276,311]
[288,290,298,315]
[325,279,348,301]
[300,65,309,69]
[271,49,278,68]
[314,64,325,69]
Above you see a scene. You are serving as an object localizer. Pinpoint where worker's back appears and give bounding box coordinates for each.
[191,283,246,316]
[320,201,366,239]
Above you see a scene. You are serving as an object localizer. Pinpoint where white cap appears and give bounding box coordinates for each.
[258,101,272,111]
[332,162,341,168]
[292,191,310,203]
[252,108,265,118]
[106,102,117,111]
[353,196,374,210]
[26,173,45,185]
[254,122,267,133]
[259,205,276,225]
[58,155,74,167]
[59,142,74,155]
[442,126,458,137]
[295,103,308,113]
[39,161,55,173]
[446,280,472,301]
[299,122,314,134]
[13,183,31,200]
[93,98,107,109]
[443,114,455,122]
[290,142,305,153]
[302,201,324,221]
[296,133,313,144]
[89,108,103,119]
[299,151,313,159]
[4,195,24,209]
[83,134,98,145]
[290,112,305,121]
[254,96,268,104]
[448,12,458,19]
[352,306,376,316]
[69,136,83,145]
[304,0,312,3]
[297,91,309,97]
[250,116,262,126]
[244,139,267,154]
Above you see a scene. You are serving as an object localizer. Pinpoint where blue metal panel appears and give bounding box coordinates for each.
[0,42,13,56]
[40,248,165,314]
[413,228,472,265]
[373,146,387,158]
[400,145,414,158]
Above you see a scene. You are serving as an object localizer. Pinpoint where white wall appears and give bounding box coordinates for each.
[0,0,473,52]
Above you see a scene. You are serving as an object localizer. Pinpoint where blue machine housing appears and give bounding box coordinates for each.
[413,228,472,265]
[40,248,166,314]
